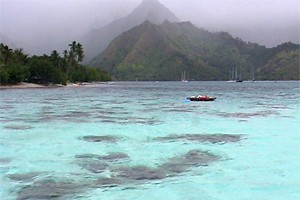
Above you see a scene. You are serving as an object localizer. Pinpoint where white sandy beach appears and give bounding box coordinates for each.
[0,82,61,89]
[0,82,111,89]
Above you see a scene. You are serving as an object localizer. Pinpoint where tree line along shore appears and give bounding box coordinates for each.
[0,41,112,86]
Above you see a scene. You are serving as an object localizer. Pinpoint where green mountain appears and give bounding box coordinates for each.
[92,21,300,81]
[257,43,300,80]
[82,0,179,61]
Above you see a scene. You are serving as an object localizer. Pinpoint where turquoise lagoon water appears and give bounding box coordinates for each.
[0,81,299,200]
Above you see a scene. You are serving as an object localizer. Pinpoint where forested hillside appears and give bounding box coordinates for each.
[82,0,179,60]
[92,21,299,81]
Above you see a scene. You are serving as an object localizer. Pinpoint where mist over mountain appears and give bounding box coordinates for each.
[167,0,300,48]
[92,20,299,81]
[0,0,140,55]
[82,0,179,60]
[1,0,299,58]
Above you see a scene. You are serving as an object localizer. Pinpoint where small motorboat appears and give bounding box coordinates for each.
[187,95,216,102]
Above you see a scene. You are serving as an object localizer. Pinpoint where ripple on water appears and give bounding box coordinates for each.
[61,111,91,118]
[100,152,130,163]
[4,124,33,130]
[154,133,243,144]
[217,110,279,119]
[7,172,42,182]
[75,152,129,163]
[0,158,12,164]
[75,152,130,174]
[16,179,86,200]
[94,177,123,188]
[112,165,167,182]
[80,161,109,174]
[0,105,14,110]
[159,150,220,176]
[80,135,121,143]
[95,115,163,125]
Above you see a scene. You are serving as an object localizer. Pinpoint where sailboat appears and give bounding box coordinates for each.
[227,69,236,82]
[228,67,243,82]
[235,68,243,82]
[251,67,256,82]
[181,71,189,82]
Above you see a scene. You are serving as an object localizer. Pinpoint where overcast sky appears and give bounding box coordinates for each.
[0,0,299,53]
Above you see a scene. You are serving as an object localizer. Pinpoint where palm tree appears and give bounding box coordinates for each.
[0,44,13,65]
[14,48,28,65]
[76,43,84,63]
[68,41,77,64]
[63,50,69,73]
[67,41,85,63]
[63,50,68,61]
[69,41,77,54]
[50,50,60,68]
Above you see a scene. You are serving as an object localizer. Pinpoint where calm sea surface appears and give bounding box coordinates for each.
[0,81,299,200]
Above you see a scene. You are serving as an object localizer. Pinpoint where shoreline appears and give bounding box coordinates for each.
[0,82,112,89]
[1,80,298,90]
[0,82,63,90]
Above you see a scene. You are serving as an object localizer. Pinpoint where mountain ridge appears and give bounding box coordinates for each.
[92,20,299,81]
[82,0,178,61]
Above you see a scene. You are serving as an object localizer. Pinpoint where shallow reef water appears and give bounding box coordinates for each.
[1,81,299,200]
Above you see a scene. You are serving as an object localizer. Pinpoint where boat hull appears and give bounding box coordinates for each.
[187,97,216,102]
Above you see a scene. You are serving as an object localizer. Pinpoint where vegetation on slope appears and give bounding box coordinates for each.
[83,0,179,60]
[258,49,299,80]
[92,21,299,81]
[0,42,111,85]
